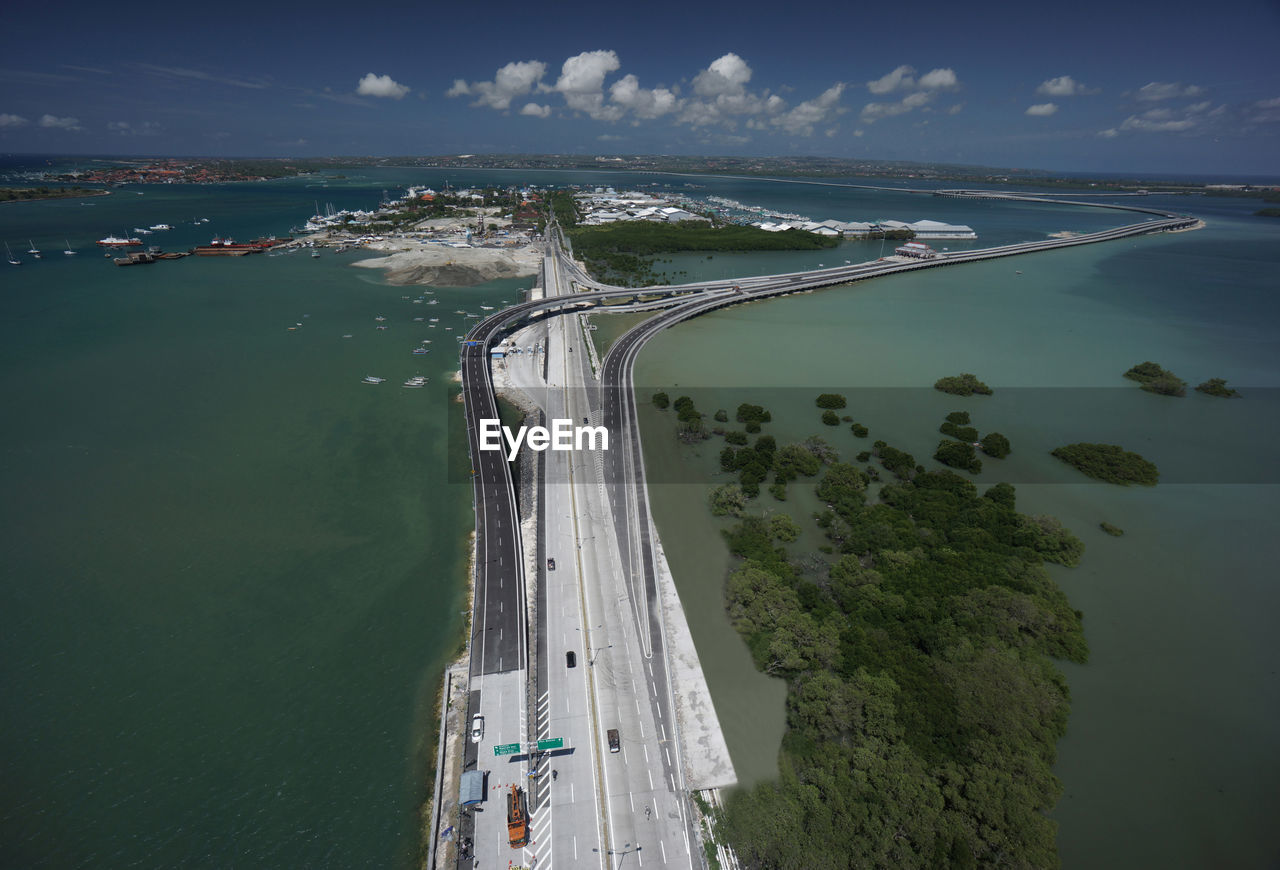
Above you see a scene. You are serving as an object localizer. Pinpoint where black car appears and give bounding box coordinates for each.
[547,557,556,571]
[607,728,620,753]
[566,651,577,668]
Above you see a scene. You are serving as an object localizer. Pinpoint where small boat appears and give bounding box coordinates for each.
[311,252,320,258]
[97,235,142,246]
[132,228,153,235]
[376,325,389,331]
[5,242,20,266]
[150,224,171,231]
[411,347,429,355]
[480,305,495,310]
[1015,270,1023,275]
[427,300,438,305]
[403,376,427,388]
[375,316,387,322]
[362,376,385,384]
[413,317,424,322]
[342,334,353,339]
[63,240,76,255]
[27,240,41,258]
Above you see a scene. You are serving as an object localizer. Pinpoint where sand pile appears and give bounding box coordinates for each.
[351,243,541,287]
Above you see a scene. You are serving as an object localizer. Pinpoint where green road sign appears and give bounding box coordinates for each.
[536,737,564,751]
[494,743,521,756]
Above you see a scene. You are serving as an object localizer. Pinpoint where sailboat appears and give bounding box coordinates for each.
[63,239,76,255]
[6,242,21,265]
[27,240,41,259]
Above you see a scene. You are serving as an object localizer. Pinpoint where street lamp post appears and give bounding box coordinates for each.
[594,843,642,868]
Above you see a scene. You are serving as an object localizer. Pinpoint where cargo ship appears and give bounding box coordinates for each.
[191,236,293,257]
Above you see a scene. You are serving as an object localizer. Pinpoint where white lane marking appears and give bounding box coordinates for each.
[643,745,649,763]
[661,840,667,863]
[629,792,634,811]
[647,768,653,790]
[664,747,670,767]
[574,835,578,861]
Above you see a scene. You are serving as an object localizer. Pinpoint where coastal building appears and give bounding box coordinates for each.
[906,219,977,240]
[895,241,939,259]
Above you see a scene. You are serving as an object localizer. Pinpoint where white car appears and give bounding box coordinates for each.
[471,715,484,743]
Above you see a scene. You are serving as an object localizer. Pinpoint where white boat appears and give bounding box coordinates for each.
[427,300,438,305]
[362,376,386,384]
[480,305,495,310]
[310,252,320,258]
[6,242,20,265]
[411,347,429,355]
[132,228,153,235]
[149,224,171,231]
[342,334,353,339]
[97,235,142,247]
[27,240,41,258]
[63,240,76,255]
[403,376,428,388]
[374,316,386,322]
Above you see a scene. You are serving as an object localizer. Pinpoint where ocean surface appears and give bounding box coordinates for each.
[2,161,1278,867]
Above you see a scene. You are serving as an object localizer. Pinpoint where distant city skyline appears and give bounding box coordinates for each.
[2,0,1278,176]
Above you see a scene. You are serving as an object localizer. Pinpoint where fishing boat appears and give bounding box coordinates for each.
[6,242,20,265]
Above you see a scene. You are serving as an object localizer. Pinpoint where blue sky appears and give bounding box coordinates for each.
[2,0,1278,176]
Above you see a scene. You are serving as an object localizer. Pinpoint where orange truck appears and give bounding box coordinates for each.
[506,785,529,848]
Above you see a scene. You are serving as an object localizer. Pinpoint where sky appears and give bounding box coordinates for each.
[2,0,1278,177]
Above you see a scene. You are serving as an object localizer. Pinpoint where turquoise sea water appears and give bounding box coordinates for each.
[3,165,1277,866]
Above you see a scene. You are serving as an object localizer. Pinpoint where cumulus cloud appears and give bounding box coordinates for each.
[1026,102,1058,116]
[39,114,80,130]
[917,68,957,90]
[519,102,551,118]
[867,65,916,94]
[609,74,677,120]
[680,52,784,128]
[860,65,959,122]
[356,73,410,99]
[0,113,30,127]
[555,50,622,120]
[1037,75,1096,97]
[447,60,547,111]
[770,83,846,136]
[1135,81,1204,101]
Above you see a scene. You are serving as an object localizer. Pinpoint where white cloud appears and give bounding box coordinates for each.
[770,83,846,136]
[609,74,677,120]
[1135,81,1204,101]
[0,113,30,127]
[597,133,625,141]
[693,53,753,97]
[519,102,551,118]
[917,68,958,90]
[356,73,410,99]
[1037,75,1095,97]
[107,120,161,135]
[861,65,959,122]
[39,114,80,130]
[867,65,915,94]
[948,103,964,115]
[1026,102,1058,116]
[133,63,266,90]
[1098,128,1118,138]
[447,60,547,111]
[1250,96,1280,123]
[555,50,622,120]
[679,53,784,128]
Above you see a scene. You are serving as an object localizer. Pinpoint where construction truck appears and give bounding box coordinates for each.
[506,785,529,848]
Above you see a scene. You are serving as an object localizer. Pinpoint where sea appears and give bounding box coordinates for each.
[1,159,1277,868]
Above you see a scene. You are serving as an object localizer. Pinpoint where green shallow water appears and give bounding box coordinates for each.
[631,200,1280,866]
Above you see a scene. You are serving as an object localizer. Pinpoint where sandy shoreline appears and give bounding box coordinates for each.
[350,240,542,287]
